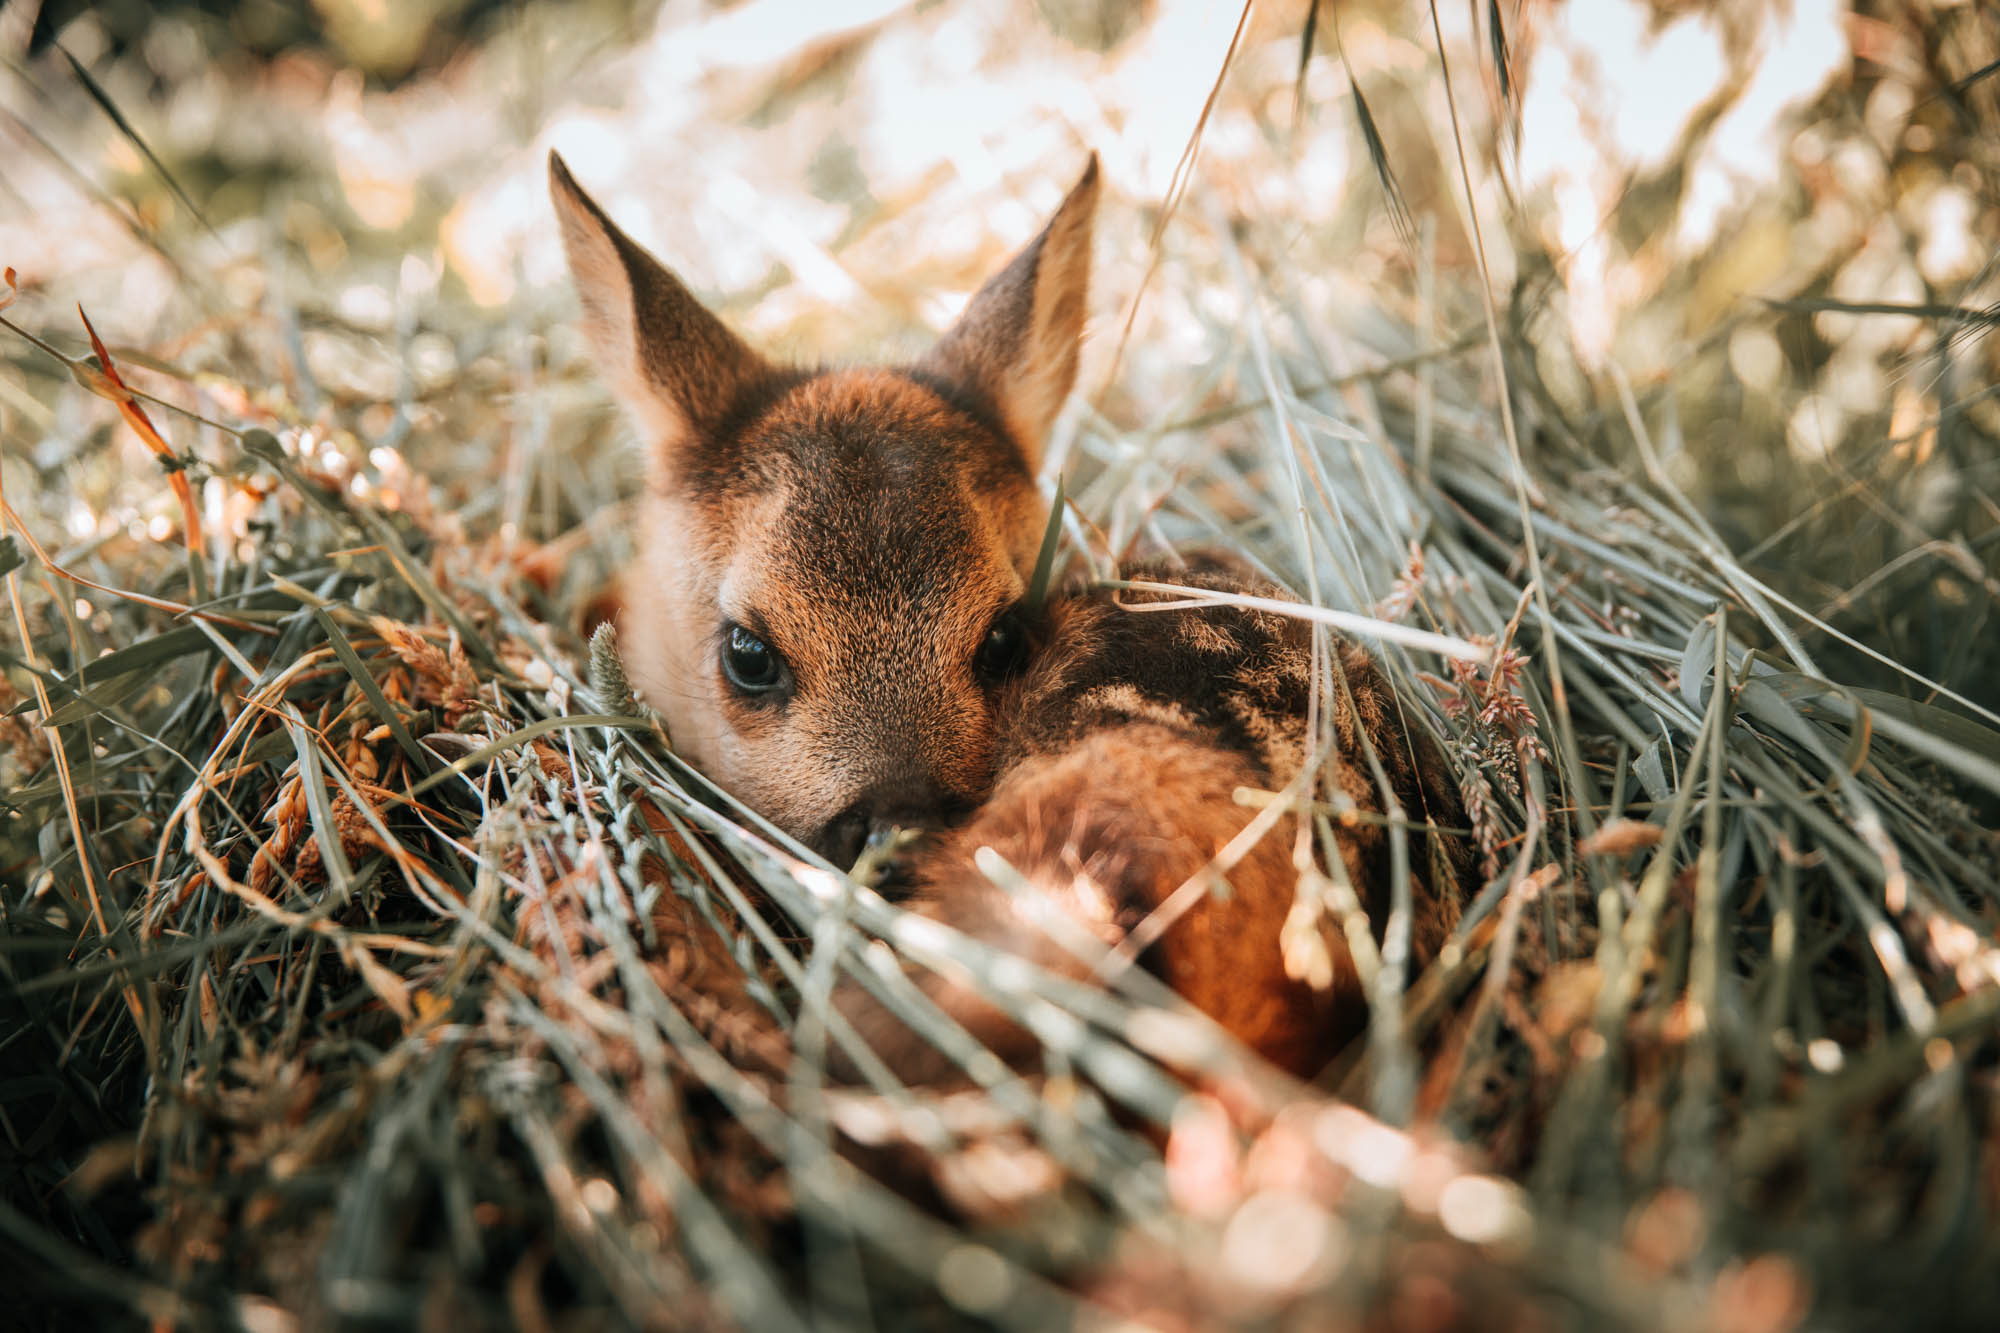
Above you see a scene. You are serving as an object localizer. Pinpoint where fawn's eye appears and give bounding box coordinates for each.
[973,605,1032,686]
[721,624,788,696]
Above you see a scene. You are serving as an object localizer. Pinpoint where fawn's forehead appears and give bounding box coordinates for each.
[685,368,1030,499]
[691,368,1037,594]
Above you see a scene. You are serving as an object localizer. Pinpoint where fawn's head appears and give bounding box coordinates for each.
[551,151,1097,865]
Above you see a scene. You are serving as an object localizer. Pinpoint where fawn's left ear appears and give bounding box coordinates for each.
[548,151,773,486]
[919,154,1099,471]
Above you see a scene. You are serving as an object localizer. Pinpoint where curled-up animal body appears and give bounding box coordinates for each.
[838,558,1473,1083]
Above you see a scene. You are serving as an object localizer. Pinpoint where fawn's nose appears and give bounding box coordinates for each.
[817,778,969,870]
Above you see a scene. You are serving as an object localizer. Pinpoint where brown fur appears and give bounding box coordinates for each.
[551,153,1099,862]
[842,561,1473,1081]
[551,158,1473,1081]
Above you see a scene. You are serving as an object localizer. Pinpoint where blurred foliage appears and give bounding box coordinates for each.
[25,0,634,85]
[1486,0,2000,722]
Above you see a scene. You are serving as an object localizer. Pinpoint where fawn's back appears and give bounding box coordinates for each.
[847,560,1472,1081]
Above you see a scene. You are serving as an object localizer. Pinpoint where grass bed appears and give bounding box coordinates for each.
[4,5,2000,1330]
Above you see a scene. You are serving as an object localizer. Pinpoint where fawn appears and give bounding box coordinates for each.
[551,154,1469,1080]
[550,151,1094,868]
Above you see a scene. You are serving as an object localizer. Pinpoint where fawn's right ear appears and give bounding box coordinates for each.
[918,154,1099,471]
[549,151,771,483]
